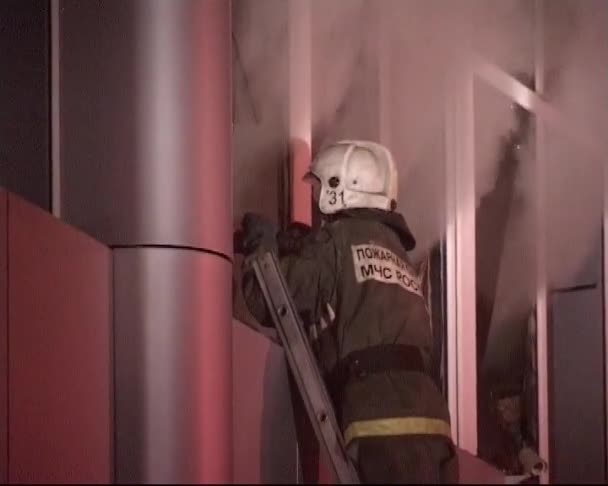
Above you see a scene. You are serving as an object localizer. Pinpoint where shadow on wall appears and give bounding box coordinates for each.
[261,348,300,483]
[232,253,300,483]
[232,125,288,228]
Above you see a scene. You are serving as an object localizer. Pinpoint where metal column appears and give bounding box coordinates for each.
[50,0,61,218]
[533,2,550,482]
[57,0,233,482]
[288,1,335,482]
[445,57,478,455]
[377,4,391,149]
[289,0,312,225]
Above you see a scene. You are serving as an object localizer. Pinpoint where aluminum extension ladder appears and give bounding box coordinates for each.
[251,251,361,484]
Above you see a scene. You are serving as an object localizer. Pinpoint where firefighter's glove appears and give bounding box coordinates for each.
[518,447,547,477]
[240,212,279,256]
[277,221,312,256]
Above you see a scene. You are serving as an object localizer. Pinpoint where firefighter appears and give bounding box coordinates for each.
[238,140,458,483]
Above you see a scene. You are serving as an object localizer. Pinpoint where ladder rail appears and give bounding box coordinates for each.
[251,251,361,484]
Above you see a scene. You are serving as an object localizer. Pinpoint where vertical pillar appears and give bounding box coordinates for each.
[50,0,61,218]
[604,117,608,486]
[444,79,459,444]
[458,63,478,456]
[288,1,334,483]
[58,0,233,482]
[445,57,478,454]
[289,0,312,225]
[533,2,549,483]
[288,0,313,480]
[377,4,391,148]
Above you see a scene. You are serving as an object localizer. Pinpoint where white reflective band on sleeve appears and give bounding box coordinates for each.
[351,244,423,298]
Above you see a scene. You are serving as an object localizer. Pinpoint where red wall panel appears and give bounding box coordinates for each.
[457,448,505,484]
[7,193,112,483]
[0,190,7,483]
[232,320,299,483]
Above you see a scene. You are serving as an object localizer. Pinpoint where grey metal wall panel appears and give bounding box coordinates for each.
[7,193,112,483]
[232,321,299,483]
[59,0,232,255]
[113,248,232,483]
[58,0,139,243]
[566,235,603,289]
[0,1,50,210]
[0,190,7,483]
[550,287,606,483]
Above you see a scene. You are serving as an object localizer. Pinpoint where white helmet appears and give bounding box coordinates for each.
[305,140,398,215]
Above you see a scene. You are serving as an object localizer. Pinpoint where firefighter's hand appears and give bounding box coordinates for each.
[518,447,547,477]
[240,212,278,256]
[277,221,313,256]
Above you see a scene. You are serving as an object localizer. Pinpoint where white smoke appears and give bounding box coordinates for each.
[485,0,608,372]
[233,0,608,340]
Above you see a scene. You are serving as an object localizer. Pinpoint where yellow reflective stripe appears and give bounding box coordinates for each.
[343,417,452,446]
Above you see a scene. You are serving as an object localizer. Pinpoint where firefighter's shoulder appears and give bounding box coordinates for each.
[314,218,351,244]
[311,225,335,244]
